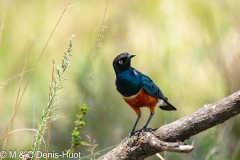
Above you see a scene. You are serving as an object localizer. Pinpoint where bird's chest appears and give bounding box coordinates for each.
[116,71,142,97]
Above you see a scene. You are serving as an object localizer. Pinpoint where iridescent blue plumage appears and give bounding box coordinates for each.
[115,68,142,97]
[141,73,175,108]
[113,52,176,136]
[140,72,166,99]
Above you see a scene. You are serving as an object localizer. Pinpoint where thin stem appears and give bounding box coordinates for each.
[0,0,8,49]
[2,43,31,155]
[46,61,55,160]
[17,0,71,112]
[80,0,108,106]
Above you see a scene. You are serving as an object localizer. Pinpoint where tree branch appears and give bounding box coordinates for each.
[97,90,240,160]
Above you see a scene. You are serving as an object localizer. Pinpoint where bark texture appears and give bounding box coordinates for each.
[97,91,240,160]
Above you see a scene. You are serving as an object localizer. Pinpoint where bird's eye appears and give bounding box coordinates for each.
[118,60,123,65]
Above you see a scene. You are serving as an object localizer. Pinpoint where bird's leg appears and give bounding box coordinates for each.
[136,112,154,134]
[122,115,141,142]
[130,115,141,136]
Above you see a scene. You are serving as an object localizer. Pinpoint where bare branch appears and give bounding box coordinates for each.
[97,90,240,160]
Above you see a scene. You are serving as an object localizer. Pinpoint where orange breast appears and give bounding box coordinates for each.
[123,89,158,115]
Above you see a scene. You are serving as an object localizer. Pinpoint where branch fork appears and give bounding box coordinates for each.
[97,90,240,160]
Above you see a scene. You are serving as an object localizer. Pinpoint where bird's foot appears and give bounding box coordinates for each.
[134,127,152,135]
[121,128,152,143]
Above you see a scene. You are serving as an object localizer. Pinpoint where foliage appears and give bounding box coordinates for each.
[69,103,90,153]
[32,37,73,159]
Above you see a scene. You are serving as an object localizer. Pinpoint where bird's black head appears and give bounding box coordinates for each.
[113,52,135,74]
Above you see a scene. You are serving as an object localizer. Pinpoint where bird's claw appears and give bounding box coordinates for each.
[121,127,152,143]
[134,127,152,135]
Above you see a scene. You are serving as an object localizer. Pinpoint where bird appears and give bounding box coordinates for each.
[113,52,176,136]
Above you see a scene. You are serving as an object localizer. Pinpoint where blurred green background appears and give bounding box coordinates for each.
[0,0,240,160]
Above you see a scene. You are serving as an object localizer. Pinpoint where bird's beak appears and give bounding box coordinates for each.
[128,54,136,59]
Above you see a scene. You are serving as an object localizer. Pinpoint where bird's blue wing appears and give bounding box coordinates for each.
[141,73,177,110]
[140,73,166,100]
[134,70,176,110]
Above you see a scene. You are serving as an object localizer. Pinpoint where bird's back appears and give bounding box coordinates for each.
[133,69,177,111]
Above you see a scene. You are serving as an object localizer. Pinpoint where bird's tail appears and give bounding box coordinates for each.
[159,99,177,111]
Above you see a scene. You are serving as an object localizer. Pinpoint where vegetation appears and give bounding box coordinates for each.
[0,1,239,160]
